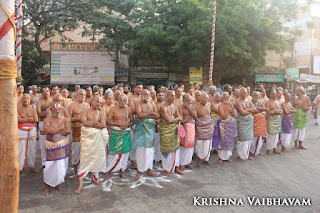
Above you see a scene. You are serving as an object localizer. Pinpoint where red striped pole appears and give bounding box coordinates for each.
[15,0,22,76]
[209,0,216,83]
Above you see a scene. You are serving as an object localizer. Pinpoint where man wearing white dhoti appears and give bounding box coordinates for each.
[160,90,184,176]
[18,94,39,173]
[195,94,214,167]
[42,103,71,196]
[179,94,197,170]
[281,93,295,152]
[133,89,159,179]
[236,87,256,162]
[105,94,134,180]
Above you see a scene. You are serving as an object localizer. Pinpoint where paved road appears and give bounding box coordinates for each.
[3,116,320,212]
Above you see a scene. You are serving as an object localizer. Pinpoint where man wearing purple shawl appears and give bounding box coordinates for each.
[281,93,296,152]
[217,92,236,164]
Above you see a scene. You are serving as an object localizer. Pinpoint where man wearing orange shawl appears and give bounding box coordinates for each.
[250,92,267,156]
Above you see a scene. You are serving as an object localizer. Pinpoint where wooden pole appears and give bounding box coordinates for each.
[0,0,20,212]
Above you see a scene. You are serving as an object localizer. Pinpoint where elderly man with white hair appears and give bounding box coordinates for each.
[293,86,311,150]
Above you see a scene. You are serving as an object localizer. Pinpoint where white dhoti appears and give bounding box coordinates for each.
[136,147,154,172]
[293,128,306,141]
[317,116,320,127]
[106,153,130,173]
[266,133,279,150]
[154,133,162,162]
[179,147,194,166]
[18,126,37,171]
[44,158,68,187]
[237,140,251,160]
[281,133,292,148]
[250,136,263,155]
[218,150,232,161]
[161,149,180,173]
[71,142,81,165]
[129,128,136,161]
[39,120,46,166]
[195,140,212,161]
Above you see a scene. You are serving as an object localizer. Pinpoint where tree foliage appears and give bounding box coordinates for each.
[21,39,49,86]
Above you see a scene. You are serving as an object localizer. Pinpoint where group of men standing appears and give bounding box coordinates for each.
[11,82,312,196]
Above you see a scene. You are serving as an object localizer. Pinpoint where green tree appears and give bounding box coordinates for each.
[21,39,49,86]
[23,0,89,58]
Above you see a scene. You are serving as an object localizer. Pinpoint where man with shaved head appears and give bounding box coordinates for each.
[133,89,159,179]
[71,85,80,101]
[68,89,90,174]
[173,87,183,108]
[159,90,184,176]
[61,88,73,107]
[46,94,70,119]
[250,91,267,156]
[236,87,257,162]
[84,86,93,104]
[217,92,236,164]
[195,93,214,167]
[18,94,39,173]
[194,90,202,105]
[30,85,40,107]
[106,94,134,180]
[37,87,53,167]
[208,85,217,103]
[75,96,107,194]
[211,93,221,149]
[179,94,197,170]
[265,89,283,155]
[42,102,71,196]
[293,86,311,150]
[281,93,296,152]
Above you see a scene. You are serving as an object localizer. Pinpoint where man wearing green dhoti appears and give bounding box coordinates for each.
[160,90,184,176]
[293,87,311,150]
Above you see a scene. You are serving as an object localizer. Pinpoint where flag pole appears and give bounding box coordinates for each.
[0,0,20,212]
[209,0,216,85]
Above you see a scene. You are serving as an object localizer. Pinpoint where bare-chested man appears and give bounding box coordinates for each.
[230,89,240,107]
[17,84,24,105]
[37,87,53,166]
[159,90,184,176]
[154,91,165,162]
[250,91,267,156]
[106,94,134,180]
[68,89,90,174]
[84,86,93,104]
[75,96,107,194]
[101,92,114,116]
[265,89,283,155]
[46,94,70,119]
[217,92,236,164]
[42,103,71,196]
[128,83,143,168]
[211,93,221,116]
[236,87,256,162]
[276,88,285,105]
[50,85,59,98]
[71,85,80,101]
[151,89,157,102]
[194,90,202,105]
[292,86,311,150]
[61,88,73,107]
[173,87,183,108]
[208,85,217,103]
[195,93,214,167]
[179,94,197,170]
[260,88,269,105]
[18,94,39,173]
[30,85,41,107]
[133,89,159,179]
[281,93,296,152]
